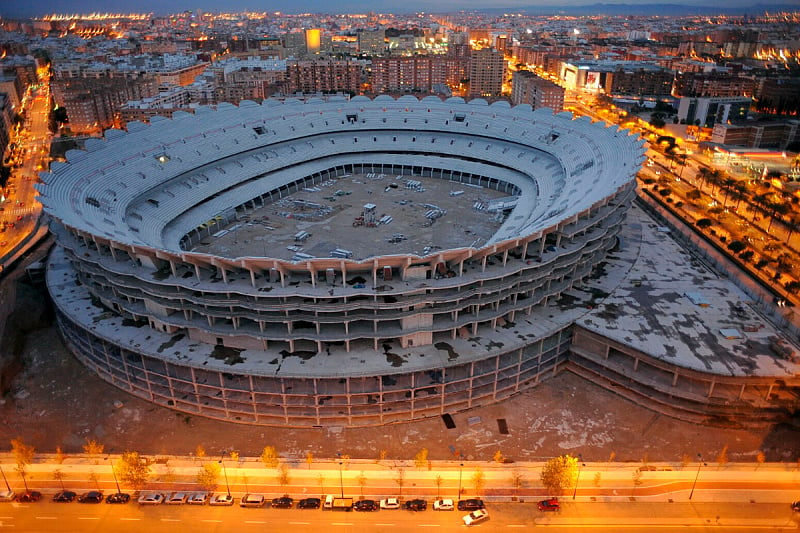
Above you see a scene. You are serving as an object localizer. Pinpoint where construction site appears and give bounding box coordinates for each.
[191,173,510,262]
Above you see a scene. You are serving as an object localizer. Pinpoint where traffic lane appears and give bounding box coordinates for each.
[0,500,794,532]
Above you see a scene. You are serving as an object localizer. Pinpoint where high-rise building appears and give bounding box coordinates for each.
[305,28,322,55]
[469,48,505,98]
[511,70,565,111]
[677,96,752,128]
[357,30,385,55]
[283,60,363,96]
[370,56,467,94]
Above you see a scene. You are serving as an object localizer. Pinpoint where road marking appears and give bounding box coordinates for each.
[289,523,311,525]
[375,524,395,527]
[34,517,57,520]
[78,517,100,520]
[202,520,223,523]
[418,525,441,528]
[160,518,181,522]
[120,518,141,521]
[244,521,267,524]
[507,526,526,528]
[332,523,354,526]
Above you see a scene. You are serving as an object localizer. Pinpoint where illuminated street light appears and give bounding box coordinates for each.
[572,454,585,500]
[338,461,344,498]
[457,462,464,498]
[689,453,706,500]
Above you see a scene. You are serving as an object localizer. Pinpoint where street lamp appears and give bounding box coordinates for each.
[218,456,231,496]
[110,462,122,494]
[338,461,344,498]
[689,453,706,500]
[572,454,585,500]
[457,462,464,499]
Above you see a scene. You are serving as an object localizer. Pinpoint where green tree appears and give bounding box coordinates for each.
[260,446,279,468]
[509,470,525,499]
[540,454,579,496]
[11,437,34,491]
[755,451,766,470]
[305,451,314,470]
[117,451,151,490]
[434,474,444,499]
[195,445,206,459]
[414,448,429,469]
[493,450,506,464]
[394,468,406,498]
[631,469,643,496]
[277,464,291,488]
[83,439,104,464]
[717,444,729,469]
[53,469,65,490]
[196,462,220,492]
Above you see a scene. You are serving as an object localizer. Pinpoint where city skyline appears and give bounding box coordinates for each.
[2,1,795,19]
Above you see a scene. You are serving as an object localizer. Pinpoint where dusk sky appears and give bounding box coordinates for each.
[1,0,763,19]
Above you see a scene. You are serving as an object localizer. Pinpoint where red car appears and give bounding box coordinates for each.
[537,498,560,511]
[16,491,42,502]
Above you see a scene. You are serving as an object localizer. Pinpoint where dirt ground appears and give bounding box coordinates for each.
[0,246,798,465]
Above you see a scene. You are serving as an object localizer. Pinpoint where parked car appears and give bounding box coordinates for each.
[15,491,41,503]
[137,492,164,505]
[380,497,401,509]
[537,498,560,511]
[457,499,485,511]
[209,493,234,506]
[404,499,427,511]
[463,508,489,526]
[240,494,266,508]
[271,496,293,509]
[297,497,321,509]
[0,491,14,502]
[354,499,379,512]
[105,493,131,504]
[792,500,800,512]
[53,491,77,503]
[187,493,208,505]
[166,492,188,505]
[433,498,454,511]
[78,491,104,503]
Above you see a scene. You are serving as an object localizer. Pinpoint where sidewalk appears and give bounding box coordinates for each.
[4,454,798,504]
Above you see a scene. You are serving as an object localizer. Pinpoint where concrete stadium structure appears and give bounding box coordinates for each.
[40,95,652,427]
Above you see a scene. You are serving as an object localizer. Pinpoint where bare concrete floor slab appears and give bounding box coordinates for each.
[2,323,797,464]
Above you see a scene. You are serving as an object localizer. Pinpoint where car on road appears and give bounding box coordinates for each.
[53,491,77,503]
[271,496,293,508]
[433,498,454,511]
[537,498,560,511]
[0,491,15,502]
[240,494,266,508]
[297,497,321,509]
[354,499,379,512]
[462,508,489,526]
[137,492,164,505]
[380,497,401,509]
[209,493,234,506]
[78,491,104,503]
[15,491,41,503]
[457,499,485,511]
[792,500,800,512]
[187,493,208,505]
[404,499,427,511]
[166,492,188,505]
[105,493,131,504]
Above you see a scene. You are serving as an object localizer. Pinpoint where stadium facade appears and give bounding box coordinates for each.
[39,95,649,427]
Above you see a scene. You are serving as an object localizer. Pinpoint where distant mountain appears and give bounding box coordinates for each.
[479,3,799,16]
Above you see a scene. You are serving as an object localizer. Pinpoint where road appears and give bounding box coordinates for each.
[0,500,795,532]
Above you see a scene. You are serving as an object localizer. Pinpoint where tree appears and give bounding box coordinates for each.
[727,240,747,254]
[509,470,525,499]
[53,469,65,490]
[394,468,406,497]
[414,448,429,469]
[593,472,602,487]
[631,469,643,496]
[434,475,444,499]
[305,451,314,470]
[356,471,368,496]
[83,439,104,464]
[696,218,713,229]
[785,280,800,294]
[494,450,506,464]
[196,462,220,492]
[471,468,486,496]
[11,438,34,491]
[755,451,766,471]
[55,446,66,465]
[277,464,291,488]
[195,445,206,459]
[317,473,326,494]
[540,455,579,496]
[260,446,279,468]
[378,449,388,463]
[117,451,151,490]
[717,444,729,469]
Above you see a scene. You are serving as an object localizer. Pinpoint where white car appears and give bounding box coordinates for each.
[380,497,401,509]
[187,492,208,505]
[463,509,489,526]
[240,493,266,508]
[433,498,454,510]
[137,492,165,505]
[0,490,15,502]
[166,492,188,504]
[209,493,234,506]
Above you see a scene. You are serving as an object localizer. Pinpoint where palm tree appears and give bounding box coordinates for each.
[721,177,738,207]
